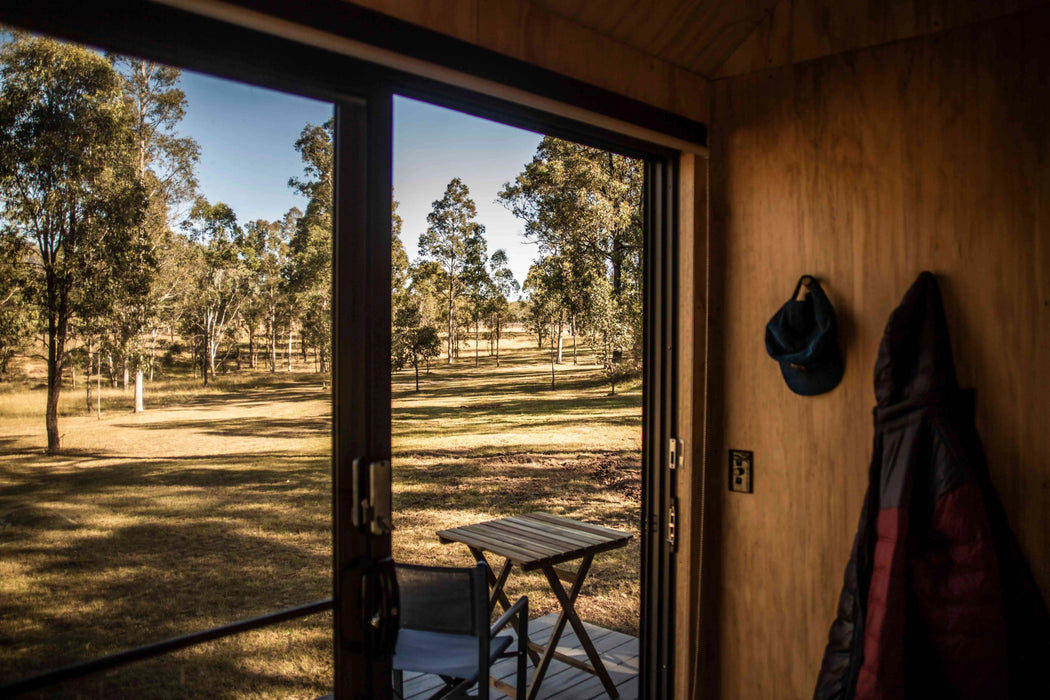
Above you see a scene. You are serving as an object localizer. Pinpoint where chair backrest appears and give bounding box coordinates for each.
[396,562,489,638]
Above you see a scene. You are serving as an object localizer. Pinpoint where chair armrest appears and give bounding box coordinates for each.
[490,595,528,636]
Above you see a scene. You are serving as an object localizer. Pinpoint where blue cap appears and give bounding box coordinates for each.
[765,276,844,396]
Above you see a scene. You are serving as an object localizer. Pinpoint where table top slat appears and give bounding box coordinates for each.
[480,520,578,554]
[523,512,631,540]
[510,515,613,546]
[482,521,596,563]
[497,517,604,549]
[473,521,569,557]
[437,526,550,565]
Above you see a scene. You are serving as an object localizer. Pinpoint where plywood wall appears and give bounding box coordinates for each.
[707,6,1050,698]
[343,0,710,123]
[716,0,1049,77]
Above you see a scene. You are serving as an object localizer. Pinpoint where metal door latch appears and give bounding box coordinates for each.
[667,499,678,550]
[668,437,683,470]
[352,458,394,535]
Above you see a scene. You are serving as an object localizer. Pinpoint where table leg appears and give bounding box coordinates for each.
[525,556,619,700]
[543,561,619,699]
[469,547,540,666]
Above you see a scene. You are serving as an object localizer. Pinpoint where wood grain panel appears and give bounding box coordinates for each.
[343,0,712,123]
[717,0,1050,76]
[531,0,780,77]
[708,6,1050,698]
[674,152,710,700]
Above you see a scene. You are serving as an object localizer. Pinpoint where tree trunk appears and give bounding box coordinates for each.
[134,370,144,413]
[549,329,555,390]
[202,333,210,386]
[495,320,501,368]
[269,315,277,372]
[446,278,454,364]
[149,328,159,382]
[96,351,101,420]
[474,320,479,367]
[414,361,420,391]
[122,359,129,392]
[573,335,578,364]
[45,302,68,454]
[86,340,93,413]
[248,328,256,369]
[557,335,564,364]
[287,328,293,371]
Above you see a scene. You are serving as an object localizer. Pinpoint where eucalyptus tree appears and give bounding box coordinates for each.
[487,249,519,367]
[181,198,246,385]
[287,118,334,371]
[0,37,148,451]
[418,178,484,363]
[461,224,491,366]
[524,258,563,389]
[107,56,199,408]
[392,299,441,391]
[498,136,644,371]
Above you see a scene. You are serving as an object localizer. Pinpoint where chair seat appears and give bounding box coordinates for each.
[393,629,514,680]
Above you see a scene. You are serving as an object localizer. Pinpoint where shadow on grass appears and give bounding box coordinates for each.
[0,448,331,694]
[127,415,330,439]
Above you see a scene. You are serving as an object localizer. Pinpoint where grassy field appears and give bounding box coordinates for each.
[0,331,641,698]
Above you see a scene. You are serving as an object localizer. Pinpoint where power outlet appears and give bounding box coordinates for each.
[729,450,753,493]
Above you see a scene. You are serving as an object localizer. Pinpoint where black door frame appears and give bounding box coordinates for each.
[0,2,698,697]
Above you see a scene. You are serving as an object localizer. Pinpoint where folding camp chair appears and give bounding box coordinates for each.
[393,561,528,699]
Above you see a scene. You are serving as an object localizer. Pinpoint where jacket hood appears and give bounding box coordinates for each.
[873,271,958,407]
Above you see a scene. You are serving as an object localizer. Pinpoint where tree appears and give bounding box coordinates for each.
[486,249,519,367]
[287,118,333,372]
[499,136,644,374]
[418,178,483,364]
[524,259,562,389]
[181,198,245,385]
[392,300,441,391]
[582,276,632,395]
[0,37,148,452]
[461,224,491,367]
[109,56,199,410]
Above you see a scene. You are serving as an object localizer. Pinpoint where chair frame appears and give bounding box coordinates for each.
[393,561,529,700]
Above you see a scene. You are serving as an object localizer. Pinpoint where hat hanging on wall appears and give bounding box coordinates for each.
[765,275,844,396]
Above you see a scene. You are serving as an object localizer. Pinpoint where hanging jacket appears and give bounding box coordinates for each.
[814,271,1050,699]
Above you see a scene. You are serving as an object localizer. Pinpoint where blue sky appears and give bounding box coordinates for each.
[179,70,542,287]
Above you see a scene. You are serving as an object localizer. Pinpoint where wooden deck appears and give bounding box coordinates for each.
[400,613,639,700]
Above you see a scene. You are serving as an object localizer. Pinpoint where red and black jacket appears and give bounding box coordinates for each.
[814,272,1049,699]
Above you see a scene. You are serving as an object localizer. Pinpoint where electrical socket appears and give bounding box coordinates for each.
[729,450,753,493]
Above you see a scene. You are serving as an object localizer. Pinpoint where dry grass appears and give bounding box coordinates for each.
[0,331,641,698]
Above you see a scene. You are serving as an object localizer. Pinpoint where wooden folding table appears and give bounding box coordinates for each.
[437,512,632,700]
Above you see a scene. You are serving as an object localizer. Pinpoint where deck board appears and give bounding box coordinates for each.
[401,613,639,700]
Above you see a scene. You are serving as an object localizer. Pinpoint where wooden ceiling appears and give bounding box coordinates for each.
[529,0,779,77]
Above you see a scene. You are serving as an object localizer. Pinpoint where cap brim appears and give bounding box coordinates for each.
[779,353,844,396]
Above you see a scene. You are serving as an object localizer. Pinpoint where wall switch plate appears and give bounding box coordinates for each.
[729,450,753,493]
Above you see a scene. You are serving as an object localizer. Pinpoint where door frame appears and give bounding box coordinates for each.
[0,2,702,697]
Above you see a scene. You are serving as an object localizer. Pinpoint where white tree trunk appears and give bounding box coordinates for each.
[134,371,144,413]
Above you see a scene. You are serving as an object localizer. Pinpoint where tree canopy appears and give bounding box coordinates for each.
[0,36,148,451]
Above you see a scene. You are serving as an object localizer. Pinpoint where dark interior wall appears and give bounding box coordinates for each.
[707,6,1050,698]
